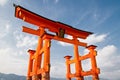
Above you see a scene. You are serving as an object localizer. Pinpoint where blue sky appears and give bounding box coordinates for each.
[0,0,120,79]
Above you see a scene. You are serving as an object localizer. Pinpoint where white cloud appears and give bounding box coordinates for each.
[0,23,11,38]
[51,63,66,78]
[98,45,116,59]
[58,41,72,46]
[81,59,91,71]
[6,24,10,30]
[0,19,11,33]
[97,45,118,70]
[58,34,107,46]
[15,34,37,48]
[97,45,120,80]
[0,0,8,6]
[79,34,107,45]
[0,48,28,75]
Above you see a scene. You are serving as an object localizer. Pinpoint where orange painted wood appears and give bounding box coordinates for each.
[22,26,40,36]
[14,5,92,39]
[14,5,100,80]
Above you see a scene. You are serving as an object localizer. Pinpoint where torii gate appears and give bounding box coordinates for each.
[14,5,100,80]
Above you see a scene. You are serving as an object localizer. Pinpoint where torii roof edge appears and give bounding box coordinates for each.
[14,4,93,39]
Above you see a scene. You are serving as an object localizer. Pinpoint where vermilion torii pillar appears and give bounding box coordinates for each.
[14,4,100,80]
[64,45,100,80]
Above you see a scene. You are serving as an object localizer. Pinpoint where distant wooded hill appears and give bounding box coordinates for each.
[0,73,65,80]
[0,72,108,80]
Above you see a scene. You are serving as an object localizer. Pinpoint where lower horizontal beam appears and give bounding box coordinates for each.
[43,34,87,47]
[79,53,90,60]
[81,71,92,76]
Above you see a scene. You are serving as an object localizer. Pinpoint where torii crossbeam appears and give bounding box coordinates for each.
[14,4,100,80]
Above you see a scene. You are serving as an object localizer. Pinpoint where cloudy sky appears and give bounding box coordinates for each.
[0,0,120,79]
